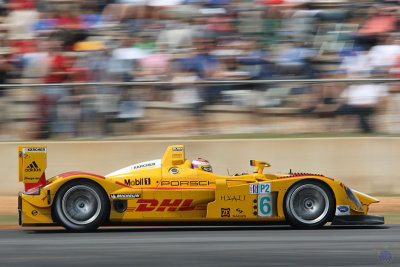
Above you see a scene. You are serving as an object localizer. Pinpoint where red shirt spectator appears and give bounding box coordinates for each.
[57,15,83,29]
[44,54,68,84]
[10,0,35,10]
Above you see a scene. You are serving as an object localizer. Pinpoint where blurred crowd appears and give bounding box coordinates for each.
[0,0,400,139]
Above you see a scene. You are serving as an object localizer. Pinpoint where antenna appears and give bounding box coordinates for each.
[227,169,230,175]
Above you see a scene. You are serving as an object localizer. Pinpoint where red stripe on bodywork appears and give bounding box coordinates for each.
[115,181,131,188]
[150,187,214,190]
[58,172,105,179]
[24,172,46,191]
[277,174,334,181]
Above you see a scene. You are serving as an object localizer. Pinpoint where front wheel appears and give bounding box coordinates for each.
[284,180,335,229]
[54,180,109,231]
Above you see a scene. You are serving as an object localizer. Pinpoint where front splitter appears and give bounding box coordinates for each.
[331,215,384,225]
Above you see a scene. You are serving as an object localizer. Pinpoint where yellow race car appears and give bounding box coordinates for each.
[18,145,384,231]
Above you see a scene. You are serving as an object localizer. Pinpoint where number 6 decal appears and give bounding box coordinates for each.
[258,193,272,217]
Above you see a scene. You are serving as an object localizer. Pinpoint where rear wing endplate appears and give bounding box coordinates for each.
[18,146,47,191]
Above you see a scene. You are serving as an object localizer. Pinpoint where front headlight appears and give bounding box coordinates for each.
[345,186,363,211]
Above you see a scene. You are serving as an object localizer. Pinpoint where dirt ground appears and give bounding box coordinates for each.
[1,196,399,215]
[366,197,400,214]
[1,196,18,214]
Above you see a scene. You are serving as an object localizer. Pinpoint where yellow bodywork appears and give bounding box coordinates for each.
[18,145,379,226]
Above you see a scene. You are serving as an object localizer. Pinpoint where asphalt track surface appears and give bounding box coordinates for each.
[0,225,398,266]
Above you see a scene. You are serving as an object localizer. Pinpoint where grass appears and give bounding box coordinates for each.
[0,214,17,225]
[380,214,400,224]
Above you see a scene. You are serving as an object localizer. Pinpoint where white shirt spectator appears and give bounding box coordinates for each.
[368,44,400,71]
[171,75,201,104]
[341,84,388,106]
[157,23,194,53]
[147,0,183,6]
[340,52,372,78]
[22,52,49,78]
[3,9,39,40]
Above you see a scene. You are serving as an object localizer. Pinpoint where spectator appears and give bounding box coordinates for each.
[170,60,205,132]
[0,0,400,138]
[368,35,400,74]
[355,6,398,49]
[2,0,38,40]
[156,19,195,53]
[183,38,224,103]
[109,36,148,81]
[0,54,12,97]
[335,83,388,133]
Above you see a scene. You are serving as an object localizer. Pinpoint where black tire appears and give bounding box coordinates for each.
[284,180,335,229]
[54,180,109,231]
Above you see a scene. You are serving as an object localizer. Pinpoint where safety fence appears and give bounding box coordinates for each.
[0,78,399,139]
[0,78,399,87]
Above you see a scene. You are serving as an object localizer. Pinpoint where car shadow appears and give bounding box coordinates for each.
[24,224,390,234]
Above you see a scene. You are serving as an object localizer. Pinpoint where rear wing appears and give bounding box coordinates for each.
[18,146,47,191]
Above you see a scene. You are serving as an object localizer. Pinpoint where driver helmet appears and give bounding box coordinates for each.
[192,158,213,173]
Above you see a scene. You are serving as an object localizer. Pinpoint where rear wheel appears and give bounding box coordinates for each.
[54,180,109,231]
[284,180,335,229]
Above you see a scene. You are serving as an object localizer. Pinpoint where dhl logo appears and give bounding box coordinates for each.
[126,199,206,212]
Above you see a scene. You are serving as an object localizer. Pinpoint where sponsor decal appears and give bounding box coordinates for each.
[220,194,246,201]
[169,168,179,174]
[110,194,141,199]
[106,159,161,177]
[249,184,259,194]
[250,183,271,195]
[172,147,183,151]
[335,205,350,216]
[22,147,46,153]
[127,199,196,212]
[221,208,230,217]
[232,208,246,218]
[25,161,41,172]
[134,163,156,170]
[161,180,210,186]
[124,178,151,186]
[24,177,40,181]
[31,210,38,216]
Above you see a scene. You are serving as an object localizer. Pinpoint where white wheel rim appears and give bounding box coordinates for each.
[288,184,330,225]
[61,185,101,225]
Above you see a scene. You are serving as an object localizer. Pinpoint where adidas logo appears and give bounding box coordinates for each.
[25,161,41,172]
